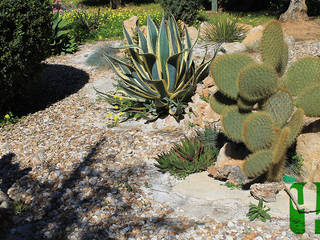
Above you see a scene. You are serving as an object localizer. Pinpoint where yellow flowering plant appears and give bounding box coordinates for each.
[0,112,20,127]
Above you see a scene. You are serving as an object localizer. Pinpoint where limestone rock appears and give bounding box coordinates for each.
[208,142,250,185]
[237,23,253,33]
[296,132,320,183]
[241,25,264,52]
[218,42,247,55]
[183,91,220,128]
[140,25,148,36]
[250,182,285,202]
[187,26,199,43]
[123,16,139,37]
[203,76,215,88]
[0,190,11,209]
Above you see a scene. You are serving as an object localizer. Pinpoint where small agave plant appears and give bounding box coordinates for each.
[102,14,217,119]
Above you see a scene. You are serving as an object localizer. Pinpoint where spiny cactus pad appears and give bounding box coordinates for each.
[271,127,291,165]
[286,108,304,146]
[282,56,320,96]
[242,150,273,178]
[238,63,279,102]
[260,20,285,74]
[279,42,289,76]
[210,54,254,100]
[263,89,293,128]
[237,97,255,112]
[222,106,251,143]
[295,83,320,117]
[209,91,237,114]
[243,111,275,152]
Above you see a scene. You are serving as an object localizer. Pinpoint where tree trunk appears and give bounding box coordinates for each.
[110,0,122,9]
[279,0,308,22]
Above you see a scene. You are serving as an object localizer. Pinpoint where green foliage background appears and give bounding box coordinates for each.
[0,0,52,114]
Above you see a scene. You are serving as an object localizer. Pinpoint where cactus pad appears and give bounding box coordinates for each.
[260,20,285,73]
[279,42,289,75]
[242,111,275,152]
[286,108,304,146]
[222,106,251,143]
[237,97,255,112]
[209,91,237,114]
[263,89,294,128]
[210,54,254,100]
[295,83,320,117]
[272,127,291,165]
[282,56,320,96]
[242,150,273,178]
[238,63,279,102]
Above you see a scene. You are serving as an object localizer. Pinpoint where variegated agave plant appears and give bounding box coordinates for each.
[102,15,217,119]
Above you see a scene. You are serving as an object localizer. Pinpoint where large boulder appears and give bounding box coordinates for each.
[123,16,139,37]
[296,119,320,185]
[218,42,247,55]
[208,142,250,185]
[241,25,264,52]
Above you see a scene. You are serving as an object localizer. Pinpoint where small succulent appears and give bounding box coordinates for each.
[247,199,271,222]
[155,127,219,178]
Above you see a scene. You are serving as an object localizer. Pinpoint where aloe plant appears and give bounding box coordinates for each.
[102,15,217,119]
[155,127,219,178]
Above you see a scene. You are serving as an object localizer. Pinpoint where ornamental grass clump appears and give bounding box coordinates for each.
[201,15,246,43]
[102,15,217,120]
[209,20,320,182]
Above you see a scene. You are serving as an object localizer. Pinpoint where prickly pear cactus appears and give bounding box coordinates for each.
[209,20,320,182]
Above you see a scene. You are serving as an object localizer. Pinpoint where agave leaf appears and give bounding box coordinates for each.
[104,54,135,81]
[166,52,184,93]
[137,52,159,80]
[123,23,134,45]
[144,78,167,98]
[104,54,160,98]
[156,17,170,83]
[167,16,180,55]
[146,13,158,54]
[137,26,148,53]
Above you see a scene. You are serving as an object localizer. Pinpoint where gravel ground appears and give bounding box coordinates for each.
[0,40,320,240]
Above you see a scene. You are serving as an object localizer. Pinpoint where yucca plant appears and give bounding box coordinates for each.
[101,14,217,120]
[201,15,245,43]
[155,127,219,178]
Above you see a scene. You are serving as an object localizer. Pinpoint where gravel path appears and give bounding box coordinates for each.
[0,40,320,240]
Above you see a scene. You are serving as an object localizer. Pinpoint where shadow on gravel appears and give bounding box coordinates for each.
[2,137,200,239]
[0,153,31,193]
[11,64,89,116]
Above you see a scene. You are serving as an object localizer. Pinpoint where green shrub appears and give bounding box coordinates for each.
[50,12,79,55]
[200,15,245,43]
[102,15,216,120]
[0,0,52,113]
[157,0,205,25]
[155,127,219,178]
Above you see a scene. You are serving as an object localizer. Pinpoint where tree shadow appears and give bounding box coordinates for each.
[0,153,31,193]
[11,64,89,117]
[2,137,202,240]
